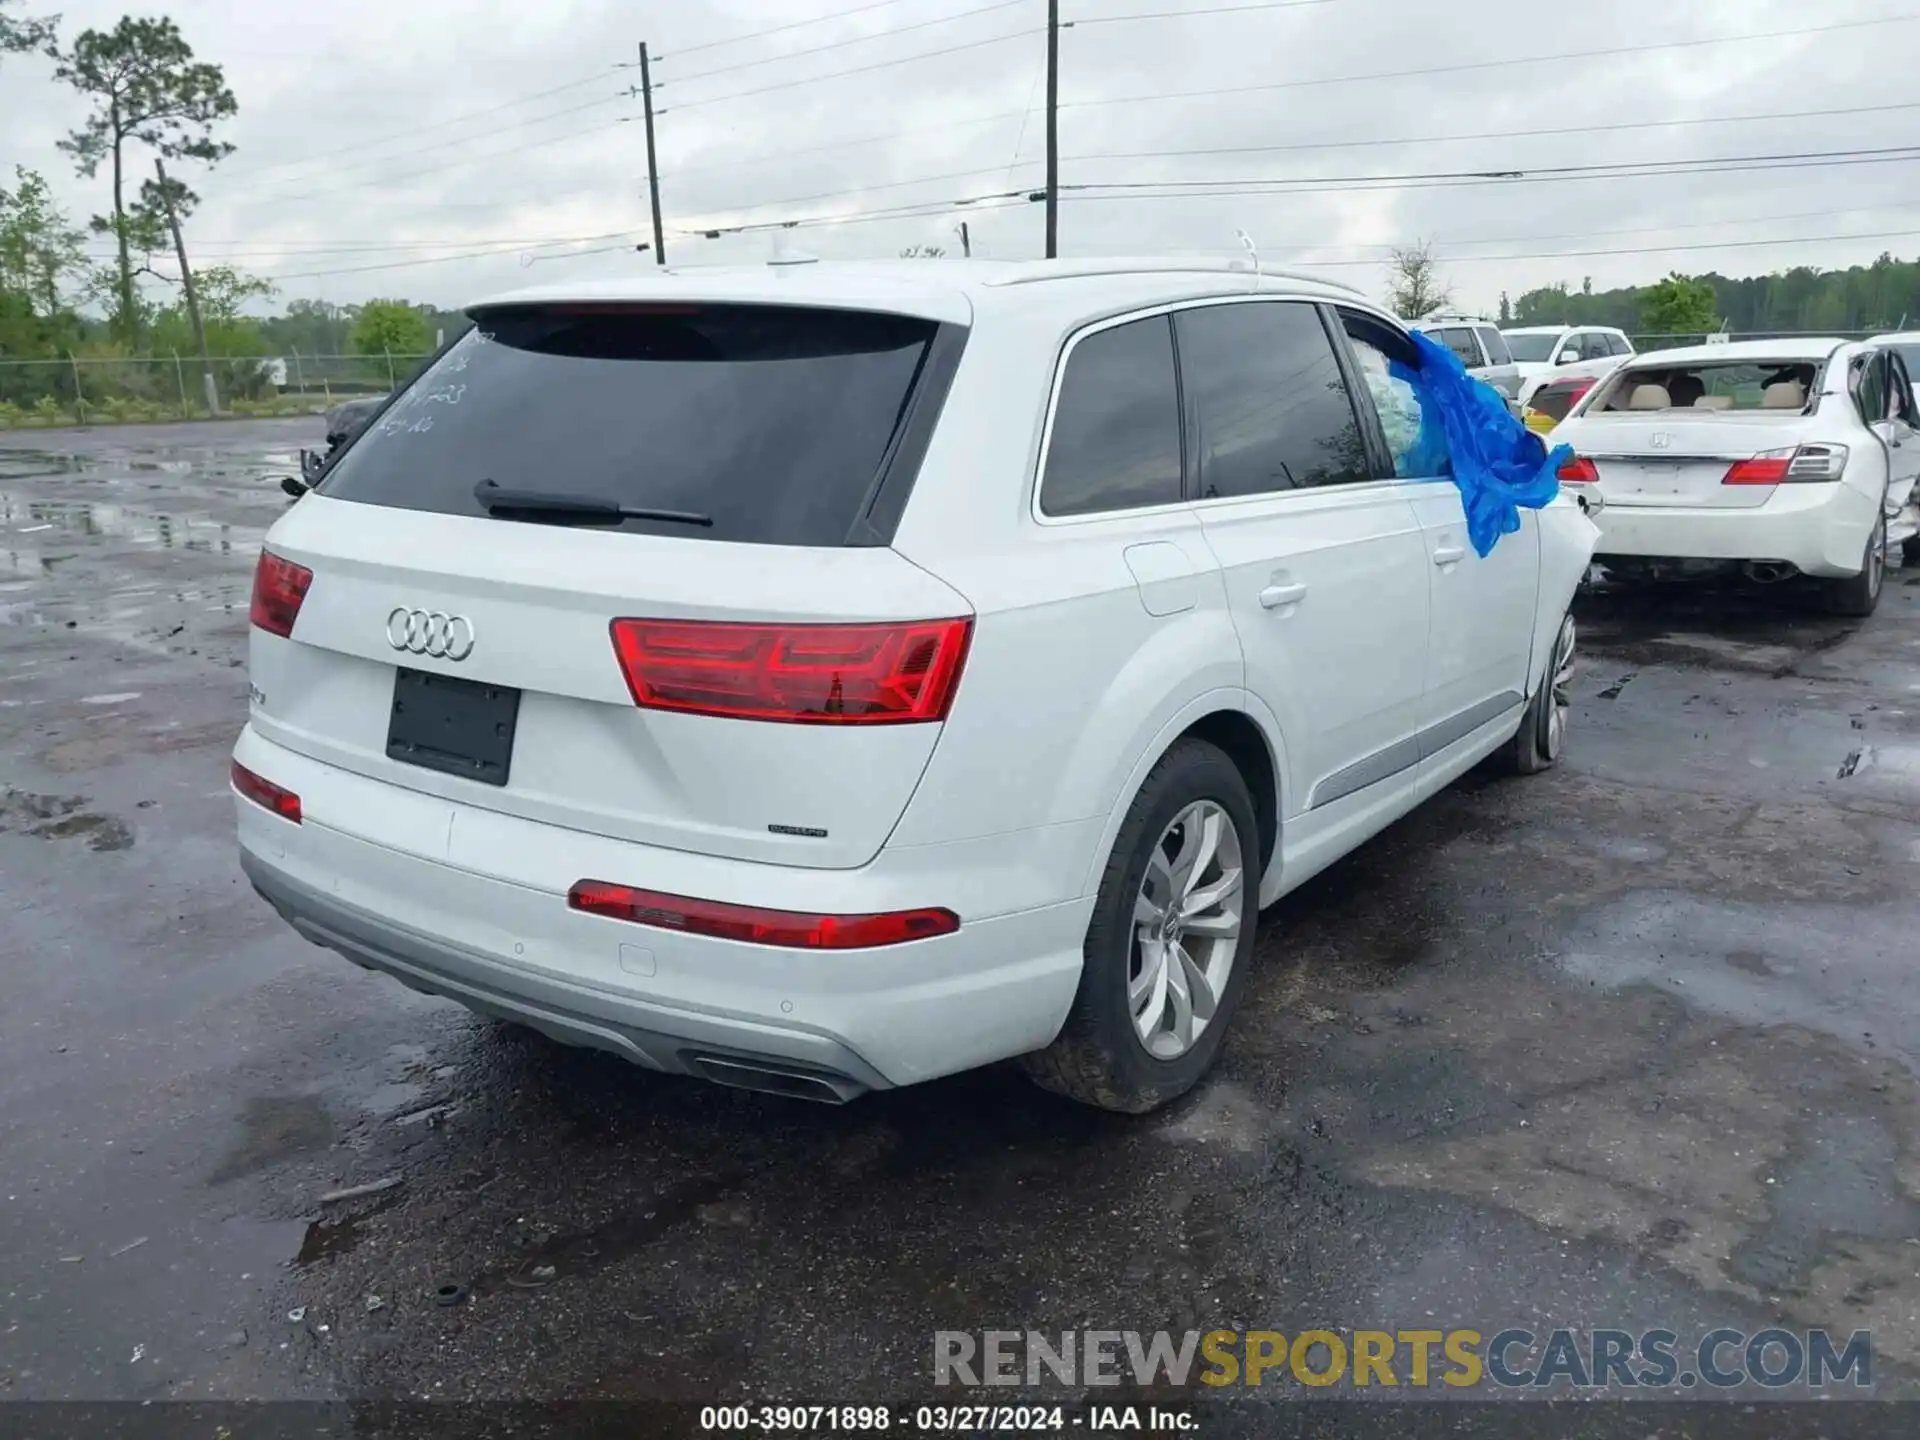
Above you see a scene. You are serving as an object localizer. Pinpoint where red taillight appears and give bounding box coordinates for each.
[250,551,313,637]
[609,617,972,724]
[568,881,959,949]
[231,760,301,823]
[1558,456,1599,484]
[1722,455,1792,486]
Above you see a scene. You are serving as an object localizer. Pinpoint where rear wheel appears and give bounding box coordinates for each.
[1825,511,1886,618]
[1022,739,1258,1114]
[1494,613,1576,776]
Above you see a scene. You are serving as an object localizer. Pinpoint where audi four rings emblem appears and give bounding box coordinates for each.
[386,607,476,661]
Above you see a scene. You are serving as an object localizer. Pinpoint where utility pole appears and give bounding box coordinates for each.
[1044,0,1059,259]
[155,158,219,415]
[638,43,667,266]
[957,221,971,258]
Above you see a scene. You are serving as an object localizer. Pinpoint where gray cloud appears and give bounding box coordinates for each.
[1,0,1915,315]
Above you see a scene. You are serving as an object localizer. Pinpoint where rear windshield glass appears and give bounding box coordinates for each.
[1502,332,1563,363]
[1593,361,1819,413]
[317,303,939,546]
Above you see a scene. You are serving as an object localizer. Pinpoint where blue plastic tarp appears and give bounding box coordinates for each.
[1389,329,1571,558]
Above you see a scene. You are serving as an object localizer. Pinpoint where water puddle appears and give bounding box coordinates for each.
[1558,890,1920,1072]
[0,490,265,556]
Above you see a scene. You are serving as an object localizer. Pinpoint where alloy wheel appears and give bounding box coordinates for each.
[1129,801,1246,1060]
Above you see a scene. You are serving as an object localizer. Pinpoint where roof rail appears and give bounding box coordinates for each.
[985,256,1365,296]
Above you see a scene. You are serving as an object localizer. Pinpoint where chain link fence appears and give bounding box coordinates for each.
[0,352,435,429]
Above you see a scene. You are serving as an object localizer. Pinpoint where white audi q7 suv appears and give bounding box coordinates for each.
[235,258,1598,1113]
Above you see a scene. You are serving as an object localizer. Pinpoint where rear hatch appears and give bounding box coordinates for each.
[250,300,971,870]
[1561,413,1823,511]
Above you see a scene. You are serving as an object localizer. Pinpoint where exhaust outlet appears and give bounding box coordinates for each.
[687,1055,866,1104]
[1742,561,1798,584]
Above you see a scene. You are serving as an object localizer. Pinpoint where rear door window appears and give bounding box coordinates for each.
[1607,332,1635,357]
[1436,327,1483,367]
[1854,352,1888,425]
[1176,301,1371,496]
[1040,314,1184,516]
[317,303,940,547]
[1474,325,1513,366]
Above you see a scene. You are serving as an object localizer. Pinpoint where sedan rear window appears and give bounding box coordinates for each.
[317,303,940,547]
[1502,332,1563,363]
[1593,361,1819,413]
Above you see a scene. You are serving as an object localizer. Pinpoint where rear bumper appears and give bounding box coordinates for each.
[234,727,1090,1093]
[1589,483,1878,578]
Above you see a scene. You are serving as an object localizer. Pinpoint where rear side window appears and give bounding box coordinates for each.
[1177,301,1370,496]
[1475,325,1512,365]
[318,304,938,547]
[1855,352,1889,424]
[1607,332,1634,357]
[1437,327,1482,367]
[1040,315,1183,516]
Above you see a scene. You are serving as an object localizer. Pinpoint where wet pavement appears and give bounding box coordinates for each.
[2,420,1919,1424]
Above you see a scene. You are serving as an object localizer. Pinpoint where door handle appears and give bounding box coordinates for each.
[1432,544,1467,566]
[1259,582,1308,609]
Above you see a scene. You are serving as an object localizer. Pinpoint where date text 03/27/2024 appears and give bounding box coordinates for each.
[697,1406,1189,1433]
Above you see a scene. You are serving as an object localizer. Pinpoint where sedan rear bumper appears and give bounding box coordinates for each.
[1589,483,1878,579]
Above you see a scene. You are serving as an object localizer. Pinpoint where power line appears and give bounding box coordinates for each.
[1059,13,1920,109]
[216,72,621,181]
[677,162,1045,225]
[1269,228,1920,269]
[662,26,1041,112]
[255,231,642,280]
[659,0,1030,84]
[1068,0,1339,23]
[1066,101,1920,166]
[651,106,1031,180]
[679,191,1030,237]
[1060,145,1920,196]
[235,97,630,195]
[662,0,927,59]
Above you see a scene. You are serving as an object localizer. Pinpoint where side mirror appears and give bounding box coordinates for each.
[280,474,310,500]
[1556,349,1580,366]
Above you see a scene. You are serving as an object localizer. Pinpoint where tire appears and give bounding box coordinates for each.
[1825,511,1886,618]
[1493,612,1576,777]
[1021,739,1259,1114]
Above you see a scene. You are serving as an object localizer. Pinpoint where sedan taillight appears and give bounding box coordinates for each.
[609,617,972,724]
[1724,445,1848,485]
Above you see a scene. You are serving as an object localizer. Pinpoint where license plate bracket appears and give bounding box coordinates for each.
[386,668,520,787]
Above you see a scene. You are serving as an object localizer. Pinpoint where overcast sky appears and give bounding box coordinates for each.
[2,0,1918,317]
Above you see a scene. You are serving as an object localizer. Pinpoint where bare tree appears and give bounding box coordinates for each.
[1388,240,1454,320]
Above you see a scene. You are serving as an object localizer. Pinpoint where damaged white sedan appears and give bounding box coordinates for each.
[1550,338,1920,615]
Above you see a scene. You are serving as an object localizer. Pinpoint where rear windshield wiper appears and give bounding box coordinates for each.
[473,479,712,528]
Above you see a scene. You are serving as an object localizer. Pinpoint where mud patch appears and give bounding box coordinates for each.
[0,786,133,850]
[209,1095,338,1185]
